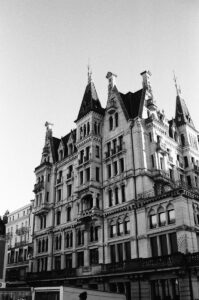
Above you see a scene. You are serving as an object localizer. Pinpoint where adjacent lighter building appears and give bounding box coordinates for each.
[5,203,33,285]
[26,70,199,300]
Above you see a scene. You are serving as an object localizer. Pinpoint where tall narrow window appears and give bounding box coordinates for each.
[86,168,90,181]
[56,211,61,225]
[80,171,83,185]
[121,185,126,202]
[67,184,72,197]
[184,156,189,168]
[107,164,111,178]
[113,161,118,175]
[151,236,158,257]
[96,146,100,158]
[159,234,168,256]
[67,207,71,222]
[109,116,113,130]
[96,167,100,182]
[109,190,113,207]
[119,158,124,173]
[151,155,155,168]
[115,187,119,205]
[115,112,118,127]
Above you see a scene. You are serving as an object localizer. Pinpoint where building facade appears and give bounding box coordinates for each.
[23,70,199,300]
[5,204,33,286]
[0,213,7,288]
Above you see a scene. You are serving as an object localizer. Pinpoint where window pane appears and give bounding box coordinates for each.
[168,209,175,224]
[159,212,166,226]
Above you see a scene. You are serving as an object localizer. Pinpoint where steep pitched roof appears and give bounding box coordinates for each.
[76,81,104,122]
[119,88,145,120]
[51,137,60,162]
[175,95,195,128]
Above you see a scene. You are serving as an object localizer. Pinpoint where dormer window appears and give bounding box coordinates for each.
[68,143,73,155]
[59,150,63,161]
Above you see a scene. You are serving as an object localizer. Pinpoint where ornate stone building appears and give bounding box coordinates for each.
[26,70,199,300]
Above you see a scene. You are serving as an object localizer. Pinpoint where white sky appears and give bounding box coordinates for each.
[0,0,199,216]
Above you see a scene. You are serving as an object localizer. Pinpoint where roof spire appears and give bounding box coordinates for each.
[173,71,181,96]
[87,62,92,84]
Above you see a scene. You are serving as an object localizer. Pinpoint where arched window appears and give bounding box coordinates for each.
[124,217,130,234]
[115,112,118,127]
[110,221,116,238]
[117,219,124,236]
[149,209,157,229]
[158,207,166,227]
[167,204,175,224]
[109,116,113,131]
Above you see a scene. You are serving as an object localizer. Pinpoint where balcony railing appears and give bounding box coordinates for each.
[26,252,199,282]
[157,140,167,154]
[26,268,76,282]
[77,207,103,222]
[16,226,29,236]
[33,181,44,193]
[33,203,51,215]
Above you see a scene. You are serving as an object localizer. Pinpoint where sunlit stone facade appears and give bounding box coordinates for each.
[20,71,199,299]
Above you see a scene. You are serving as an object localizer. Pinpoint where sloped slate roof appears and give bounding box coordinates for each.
[119,88,144,120]
[76,81,105,122]
[175,95,195,128]
[51,137,60,162]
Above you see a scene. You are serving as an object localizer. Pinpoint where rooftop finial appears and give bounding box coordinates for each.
[87,62,92,84]
[173,71,181,96]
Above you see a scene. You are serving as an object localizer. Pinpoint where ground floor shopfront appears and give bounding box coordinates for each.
[24,252,199,300]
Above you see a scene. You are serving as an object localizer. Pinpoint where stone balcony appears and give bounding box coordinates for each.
[33,203,52,215]
[77,207,103,223]
[33,181,44,193]
[157,140,167,155]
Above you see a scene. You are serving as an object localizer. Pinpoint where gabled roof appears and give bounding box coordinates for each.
[75,81,104,122]
[119,88,145,120]
[175,95,195,128]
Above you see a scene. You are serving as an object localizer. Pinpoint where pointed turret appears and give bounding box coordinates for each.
[174,74,195,128]
[75,72,104,122]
